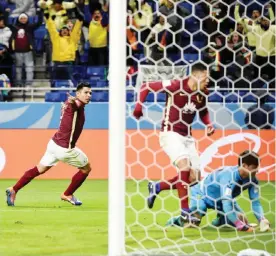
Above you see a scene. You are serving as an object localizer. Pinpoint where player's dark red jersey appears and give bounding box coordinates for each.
[52,100,85,149]
[134,79,211,136]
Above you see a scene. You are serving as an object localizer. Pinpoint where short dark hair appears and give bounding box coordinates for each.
[191,63,207,73]
[238,150,260,167]
[76,82,91,91]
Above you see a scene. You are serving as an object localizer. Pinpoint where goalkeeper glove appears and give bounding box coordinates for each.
[133,104,143,119]
[166,216,184,227]
[235,220,254,232]
[259,218,270,232]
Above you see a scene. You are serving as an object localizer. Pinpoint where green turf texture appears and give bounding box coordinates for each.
[0,180,275,256]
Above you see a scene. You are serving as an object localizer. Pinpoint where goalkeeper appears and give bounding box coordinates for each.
[167,150,270,232]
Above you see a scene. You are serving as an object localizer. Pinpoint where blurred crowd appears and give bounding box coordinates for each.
[126,0,275,90]
[0,0,275,101]
[0,0,110,93]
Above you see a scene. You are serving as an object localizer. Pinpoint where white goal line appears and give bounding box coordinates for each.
[129,232,276,256]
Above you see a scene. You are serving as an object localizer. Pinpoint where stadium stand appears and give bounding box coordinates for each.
[0,0,274,104]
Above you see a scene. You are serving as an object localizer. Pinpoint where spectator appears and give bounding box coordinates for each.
[159,0,190,50]
[226,32,254,86]
[128,0,153,42]
[202,34,233,88]
[0,15,13,85]
[66,18,83,64]
[10,12,43,86]
[244,17,275,82]
[228,32,243,50]
[88,0,104,15]
[8,0,36,18]
[236,22,245,35]
[201,0,231,35]
[159,0,189,31]
[45,8,83,80]
[213,34,233,65]
[202,46,224,88]
[234,3,275,51]
[88,5,108,66]
[39,0,78,71]
[228,32,251,65]
[0,15,12,50]
[38,0,76,30]
[144,15,172,64]
[126,9,139,74]
[0,74,12,101]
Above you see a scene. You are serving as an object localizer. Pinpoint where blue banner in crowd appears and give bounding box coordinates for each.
[0,103,275,129]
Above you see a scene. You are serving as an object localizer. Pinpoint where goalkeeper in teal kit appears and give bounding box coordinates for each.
[166,150,270,232]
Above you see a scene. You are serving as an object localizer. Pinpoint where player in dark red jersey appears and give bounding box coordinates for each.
[133,63,215,223]
[6,82,92,206]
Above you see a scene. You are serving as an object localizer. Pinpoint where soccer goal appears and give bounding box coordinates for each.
[109,0,275,255]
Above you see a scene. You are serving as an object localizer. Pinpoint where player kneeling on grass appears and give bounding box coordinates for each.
[166,150,270,232]
[6,82,92,206]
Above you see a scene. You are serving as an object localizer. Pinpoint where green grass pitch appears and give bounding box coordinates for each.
[0,180,275,256]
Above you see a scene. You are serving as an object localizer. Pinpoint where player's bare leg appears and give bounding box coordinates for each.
[147,166,199,209]
[61,162,92,206]
[6,164,52,206]
[174,158,200,225]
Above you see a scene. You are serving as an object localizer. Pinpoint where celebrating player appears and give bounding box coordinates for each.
[133,63,215,222]
[6,82,92,206]
[167,150,270,232]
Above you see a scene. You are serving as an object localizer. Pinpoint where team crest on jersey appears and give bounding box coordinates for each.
[183,102,197,114]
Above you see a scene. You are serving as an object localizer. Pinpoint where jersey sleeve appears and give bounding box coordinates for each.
[137,80,181,104]
[248,180,265,222]
[162,79,181,93]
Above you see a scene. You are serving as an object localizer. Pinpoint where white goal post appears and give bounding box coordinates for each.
[108,0,127,255]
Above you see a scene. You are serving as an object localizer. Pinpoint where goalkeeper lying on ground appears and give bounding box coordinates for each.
[166,150,270,232]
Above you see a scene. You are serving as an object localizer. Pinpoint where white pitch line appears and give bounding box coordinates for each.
[131,232,276,255]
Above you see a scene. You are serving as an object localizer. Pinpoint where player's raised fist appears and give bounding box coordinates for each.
[133,104,143,119]
[207,125,215,136]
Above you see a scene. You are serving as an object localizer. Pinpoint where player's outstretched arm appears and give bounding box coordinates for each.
[248,184,270,232]
[133,80,180,119]
[221,181,253,232]
[252,199,270,232]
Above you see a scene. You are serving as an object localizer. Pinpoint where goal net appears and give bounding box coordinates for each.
[122,0,275,255]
